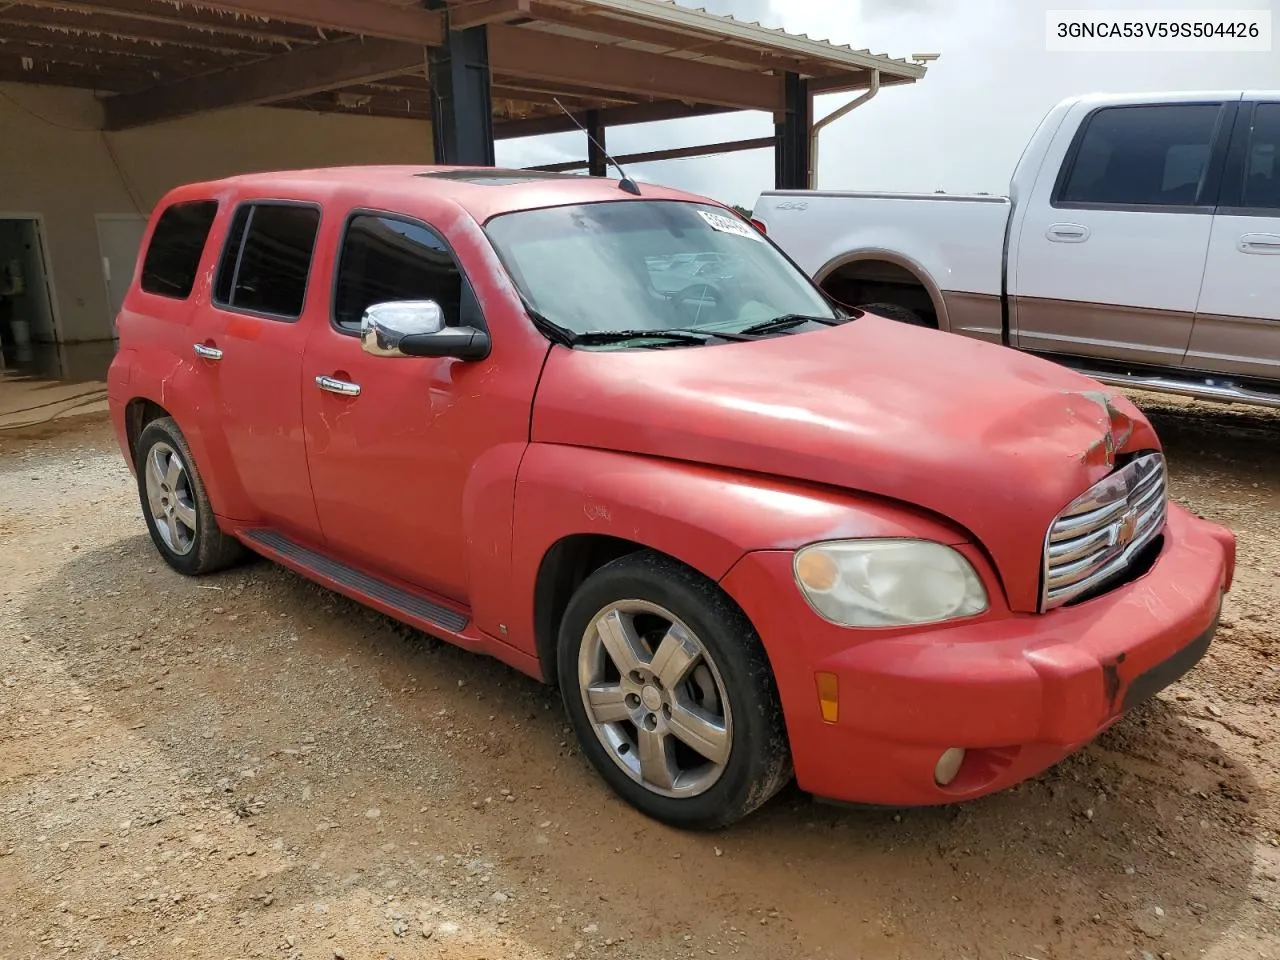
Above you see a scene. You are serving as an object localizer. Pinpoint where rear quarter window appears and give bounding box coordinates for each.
[140,200,219,299]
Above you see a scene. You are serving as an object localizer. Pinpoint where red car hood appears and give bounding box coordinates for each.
[531,315,1160,613]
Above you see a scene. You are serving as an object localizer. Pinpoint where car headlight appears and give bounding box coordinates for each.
[793,539,988,628]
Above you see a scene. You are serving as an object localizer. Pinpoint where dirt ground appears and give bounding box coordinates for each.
[1,394,1278,960]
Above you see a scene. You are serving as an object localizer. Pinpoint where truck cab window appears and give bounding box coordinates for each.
[1059,104,1224,207]
[333,215,465,332]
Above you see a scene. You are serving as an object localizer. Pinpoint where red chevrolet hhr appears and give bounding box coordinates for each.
[107,166,1236,829]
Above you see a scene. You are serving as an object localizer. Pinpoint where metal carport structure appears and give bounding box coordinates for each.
[0,0,927,189]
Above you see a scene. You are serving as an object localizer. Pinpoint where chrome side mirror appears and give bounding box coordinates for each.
[360,301,446,357]
[359,301,490,362]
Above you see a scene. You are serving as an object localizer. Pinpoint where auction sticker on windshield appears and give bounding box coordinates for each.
[698,210,765,241]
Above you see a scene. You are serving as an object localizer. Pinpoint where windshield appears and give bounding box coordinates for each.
[483,200,839,344]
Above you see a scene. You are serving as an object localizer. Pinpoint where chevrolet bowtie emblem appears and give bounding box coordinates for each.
[1113,507,1140,548]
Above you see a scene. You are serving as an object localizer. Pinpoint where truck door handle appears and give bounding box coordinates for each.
[1238,233,1280,254]
[193,343,223,361]
[1047,223,1091,243]
[315,375,361,398]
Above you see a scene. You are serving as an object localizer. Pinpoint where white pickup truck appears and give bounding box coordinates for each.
[754,90,1280,408]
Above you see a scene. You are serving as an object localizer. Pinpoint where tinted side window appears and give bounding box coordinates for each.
[214,206,251,305]
[333,215,464,332]
[1059,104,1224,207]
[215,203,320,319]
[140,201,218,299]
[1243,103,1280,210]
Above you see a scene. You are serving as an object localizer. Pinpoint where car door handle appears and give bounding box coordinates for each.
[1238,233,1280,254]
[315,375,361,397]
[193,343,223,361]
[1047,223,1091,243]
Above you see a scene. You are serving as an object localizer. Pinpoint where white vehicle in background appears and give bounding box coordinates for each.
[754,90,1280,408]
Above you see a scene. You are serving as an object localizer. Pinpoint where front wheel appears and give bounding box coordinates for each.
[557,551,792,830]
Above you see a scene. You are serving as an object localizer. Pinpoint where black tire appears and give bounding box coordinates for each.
[858,301,930,327]
[134,417,245,577]
[557,551,792,830]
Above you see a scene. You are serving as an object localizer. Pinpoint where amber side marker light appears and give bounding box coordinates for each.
[816,672,840,724]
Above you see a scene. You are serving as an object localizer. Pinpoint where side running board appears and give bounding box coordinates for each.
[1073,368,1280,410]
[241,529,469,634]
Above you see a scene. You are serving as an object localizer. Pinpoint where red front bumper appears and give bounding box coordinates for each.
[720,503,1236,807]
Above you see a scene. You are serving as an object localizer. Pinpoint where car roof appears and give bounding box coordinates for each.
[181,165,719,223]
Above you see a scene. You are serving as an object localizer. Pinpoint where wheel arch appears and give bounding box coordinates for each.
[533,534,664,684]
[120,380,254,523]
[815,248,950,332]
[124,397,171,468]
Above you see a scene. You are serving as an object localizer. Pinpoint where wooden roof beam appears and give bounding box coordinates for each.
[0,22,260,64]
[0,10,299,55]
[0,38,179,75]
[522,1,818,73]
[496,100,734,139]
[527,135,774,172]
[8,0,321,45]
[448,0,533,31]
[487,25,781,111]
[102,37,429,129]
[184,0,445,44]
[0,56,137,90]
[9,0,445,45]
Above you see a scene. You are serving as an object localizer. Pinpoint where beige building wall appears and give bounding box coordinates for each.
[0,84,435,344]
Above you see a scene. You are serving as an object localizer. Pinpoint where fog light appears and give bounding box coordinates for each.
[934,748,966,787]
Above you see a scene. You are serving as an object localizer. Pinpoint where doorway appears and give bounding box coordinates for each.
[96,214,148,331]
[0,216,58,370]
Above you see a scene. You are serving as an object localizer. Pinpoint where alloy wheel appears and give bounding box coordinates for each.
[577,599,733,799]
[144,441,197,556]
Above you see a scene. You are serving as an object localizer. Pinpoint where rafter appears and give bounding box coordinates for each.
[102,36,429,129]
[0,21,260,64]
[496,101,734,140]
[448,0,532,31]
[527,135,774,172]
[0,10,299,54]
[0,56,137,90]
[523,1,816,73]
[487,25,780,112]
[8,0,323,45]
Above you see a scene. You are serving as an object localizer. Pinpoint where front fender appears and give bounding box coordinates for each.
[504,443,968,661]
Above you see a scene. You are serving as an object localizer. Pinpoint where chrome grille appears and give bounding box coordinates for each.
[1042,453,1167,610]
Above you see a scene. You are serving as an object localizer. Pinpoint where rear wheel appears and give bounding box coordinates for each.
[135,417,245,577]
[857,301,930,327]
[557,551,791,830]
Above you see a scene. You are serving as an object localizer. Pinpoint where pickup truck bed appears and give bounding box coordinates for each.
[760,190,1012,344]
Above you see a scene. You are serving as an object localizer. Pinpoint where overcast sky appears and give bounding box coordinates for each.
[495,0,1278,207]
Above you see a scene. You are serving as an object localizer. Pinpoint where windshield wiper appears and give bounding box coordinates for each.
[571,328,713,347]
[522,302,754,349]
[523,302,577,347]
[737,314,841,337]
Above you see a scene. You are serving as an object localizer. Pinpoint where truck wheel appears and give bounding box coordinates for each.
[858,302,930,327]
[135,417,245,577]
[557,551,792,830]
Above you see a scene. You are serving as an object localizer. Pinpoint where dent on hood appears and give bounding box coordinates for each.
[979,386,1144,472]
[1076,390,1138,469]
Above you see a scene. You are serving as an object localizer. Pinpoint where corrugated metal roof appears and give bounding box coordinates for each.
[567,0,927,79]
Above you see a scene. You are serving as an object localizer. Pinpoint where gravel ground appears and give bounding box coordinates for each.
[1,395,1278,960]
